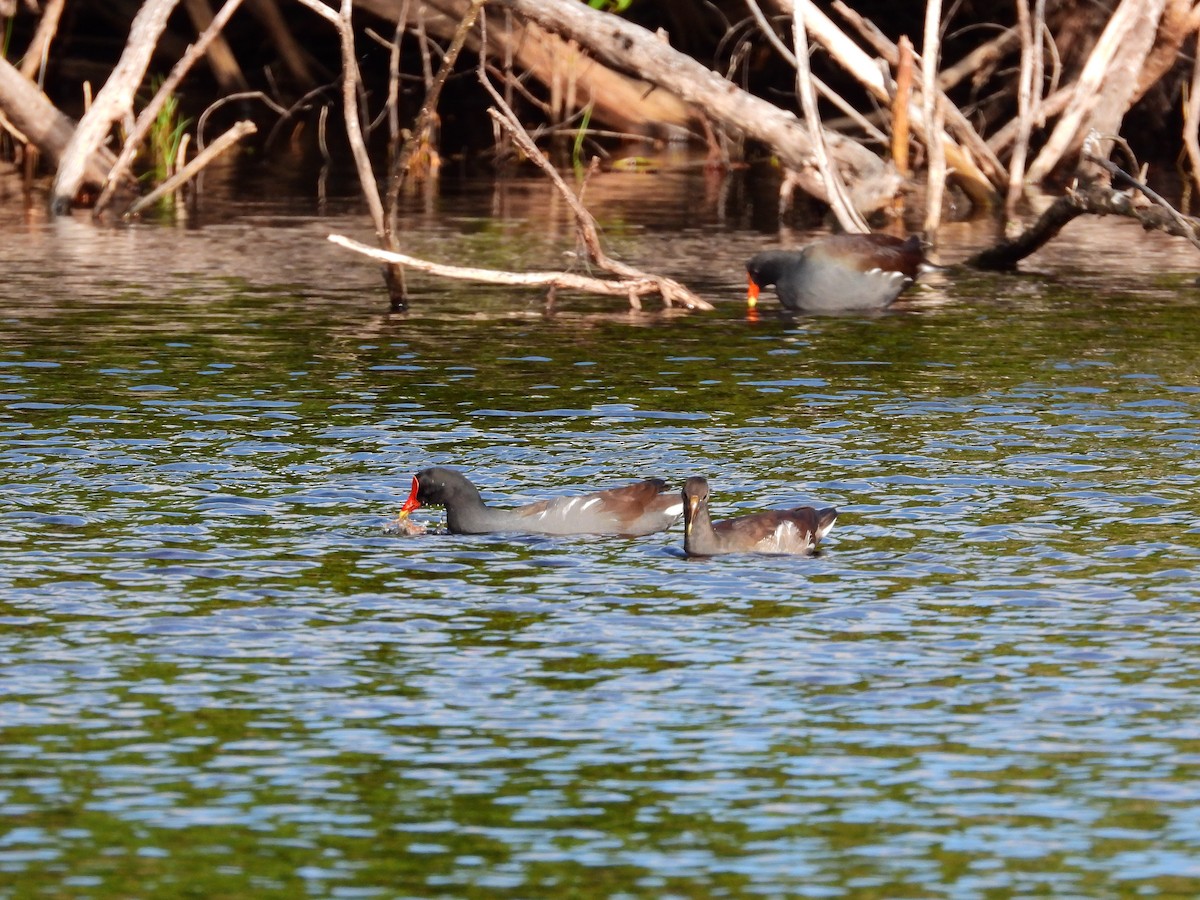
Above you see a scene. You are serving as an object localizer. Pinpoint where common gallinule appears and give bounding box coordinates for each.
[397,467,683,536]
[681,476,837,556]
[746,233,925,313]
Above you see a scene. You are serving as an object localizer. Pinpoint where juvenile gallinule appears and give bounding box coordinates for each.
[397,467,683,536]
[746,233,925,313]
[681,476,837,557]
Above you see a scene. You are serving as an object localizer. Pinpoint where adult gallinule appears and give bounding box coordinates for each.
[397,467,683,536]
[746,233,925,313]
[681,476,837,557]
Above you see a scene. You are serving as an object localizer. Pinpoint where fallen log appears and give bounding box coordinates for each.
[0,57,129,196]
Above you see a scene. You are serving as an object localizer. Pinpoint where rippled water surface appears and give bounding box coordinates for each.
[3,172,1200,897]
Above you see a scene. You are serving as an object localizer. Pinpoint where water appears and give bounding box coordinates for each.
[2,169,1200,897]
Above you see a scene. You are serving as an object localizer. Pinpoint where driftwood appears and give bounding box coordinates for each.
[328,79,712,311]
[968,152,1200,270]
[182,0,250,93]
[329,234,709,311]
[496,0,901,216]
[18,0,66,81]
[125,119,256,216]
[0,56,127,192]
[920,0,946,236]
[95,0,248,215]
[51,0,180,212]
[1026,0,1167,183]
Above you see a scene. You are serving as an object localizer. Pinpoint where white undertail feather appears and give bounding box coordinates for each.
[816,514,837,543]
[763,520,809,554]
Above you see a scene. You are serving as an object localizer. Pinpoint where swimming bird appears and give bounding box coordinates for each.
[746,233,926,313]
[396,466,683,536]
[681,476,837,556]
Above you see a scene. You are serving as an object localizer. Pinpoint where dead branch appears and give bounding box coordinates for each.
[1006,0,1035,219]
[922,0,946,238]
[791,2,868,233]
[968,151,1200,270]
[891,37,913,176]
[181,0,250,93]
[328,234,704,310]
[495,0,901,216]
[125,119,257,217]
[937,27,1020,94]
[743,0,885,144]
[478,62,711,310]
[18,0,66,82]
[386,0,485,220]
[95,0,248,216]
[51,0,181,213]
[1185,32,1200,201]
[1026,0,1167,182]
[825,0,1004,205]
[988,86,1070,154]
[367,0,696,136]
[296,0,386,236]
[0,56,126,191]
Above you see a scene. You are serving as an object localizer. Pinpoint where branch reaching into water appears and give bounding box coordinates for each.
[95,0,248,216]
[327,235,713,310]
[51,0,181,213]
[125,119,256,218]
[967,146,1200,270]
[474,41,711,311]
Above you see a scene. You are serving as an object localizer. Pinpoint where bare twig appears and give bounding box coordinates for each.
[96,0,248,216]
[1086,151,1200,253]
[744,0,885,143]
[296,0,385,235]
[969,150,1200,270]
[988,86,1069,153]
[387,2,410,146]
[330,233,688,305]
[384,0,485,308]
[480,101,711,309]
[1006,0,1034,220]
[261,83,335,151]
[19,0,66,83]
[1184,32,1200,201]
[937,27,1019,94]
[892,36,913,176]
[51,0,181,213]
[126,119,256,217]
[791,0,867,232]
[922,0,946,238]
[1026,0,1167,182]
[386,0,485,218]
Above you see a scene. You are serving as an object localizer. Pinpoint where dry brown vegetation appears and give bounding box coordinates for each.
[4,0,1200,306]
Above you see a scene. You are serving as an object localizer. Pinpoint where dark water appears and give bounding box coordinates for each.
[3,168,1200,897]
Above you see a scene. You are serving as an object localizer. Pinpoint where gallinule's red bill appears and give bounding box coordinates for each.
[681,476,837,557]
[746,233,925,313]
[397,467,683,536]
